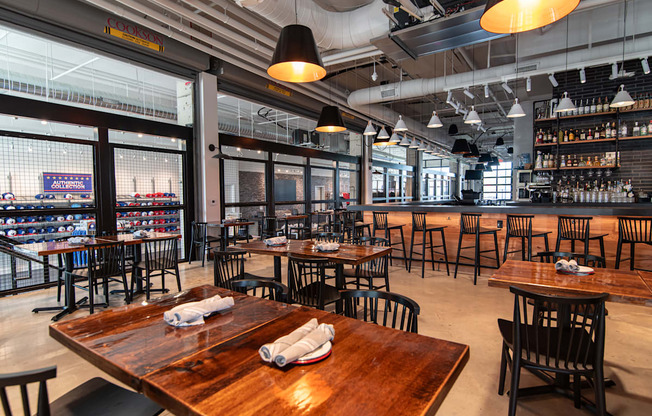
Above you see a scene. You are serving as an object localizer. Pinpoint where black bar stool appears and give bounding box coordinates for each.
[503,214,551,262]
[408,212,449,278]
[342,211,371,242]
[454,213,501,285]
[555,216,607,260]
[615,216,652,270]
[372,211,408,270]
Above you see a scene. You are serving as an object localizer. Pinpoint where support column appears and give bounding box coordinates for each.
[196,72,221,222]
[513,100,534,200]
[361,135,373,204]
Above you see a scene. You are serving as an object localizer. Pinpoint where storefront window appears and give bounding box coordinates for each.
[483,162,513,200]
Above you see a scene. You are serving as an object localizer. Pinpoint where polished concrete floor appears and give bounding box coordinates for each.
[1,255,651,415]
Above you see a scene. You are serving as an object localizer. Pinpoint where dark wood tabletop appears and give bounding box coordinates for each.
[489,260,652,306]
[16,232,180,256]
[239,240,392,266]
[207,221,255,228]
[50,285,469,416]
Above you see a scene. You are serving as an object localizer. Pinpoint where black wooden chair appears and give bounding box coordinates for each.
[230,279,289,302]
[498,286,608,416]
[0,365,162,416]
[408,212,449,278]
[503,214,551,263]
[80,241,129,314]
[556,216,608,260]
[261,216,285,239]
[533,251,606,268]
[188,221,221,267]
[615,216,652,271]
[131,237,180,300]
[288,215,311,240]
[343,236,390,292]
[213,249,273,289]
[454,213,501,285]
[372,211,408,270]
[228,218,252,247]
[314,232,344,281]
[341,289,420,333]
[341,210,371,242]
[287,254,340,310]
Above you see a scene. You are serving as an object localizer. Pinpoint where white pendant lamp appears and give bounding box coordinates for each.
[611,84,635,108]
[363,120,377,136]
[417,140,427,151]
[507,98,526,118]
[394,115,408,132]
[427,111,443,128]
[409,137,419,148]
[555,92,576,113]
[389,132,401,143]
[377,126,389,139]
[398,134,411,146]
[464,106,482,124]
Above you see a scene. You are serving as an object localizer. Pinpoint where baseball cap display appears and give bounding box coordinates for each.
[130,192,141,198]
[64,194,73,199]
[56,216,65,222]
[6,218,16,225]
[65,214,74,221]
[45,194,55,199]
[80,194,91,199]
[6,229,16,236]
[57,226,66,233]
[2,192,15,200]
[16,217,26,223]
[4,205,16,210]
[71,203,81,208]
[35,194,45,199]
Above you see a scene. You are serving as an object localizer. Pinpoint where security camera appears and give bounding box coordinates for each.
[371,71,378,82]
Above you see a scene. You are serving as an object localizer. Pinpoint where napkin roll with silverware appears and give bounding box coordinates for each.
[264,236,287,246]
[164,294,234,327]
[315,242,339,251]
[259,318,335,367]
[554,259,594,274]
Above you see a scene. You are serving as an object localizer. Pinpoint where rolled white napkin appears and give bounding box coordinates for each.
[315,242,339,251]
[555,259,594,274]
[133,230,150,238]
[163,294,234,327]
[264,236,287,246]
[68,236,90,245]
[259,318,318,362]
[273,323,335,367]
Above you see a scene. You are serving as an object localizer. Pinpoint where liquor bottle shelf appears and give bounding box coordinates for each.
[558,138,616,145]
[618,135,652,141]
[559,110,617,120]
[558,165,618,170]
[534,143,557,147]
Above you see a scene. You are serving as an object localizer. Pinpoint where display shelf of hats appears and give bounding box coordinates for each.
[116,209,180,234]
[115,192,180,208]
[1,193,95,211]
[0,214,96,243]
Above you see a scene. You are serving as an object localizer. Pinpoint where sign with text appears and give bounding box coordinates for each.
[43,173,93,193]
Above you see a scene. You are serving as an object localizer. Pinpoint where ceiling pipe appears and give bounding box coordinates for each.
[322,45,381,64]
[325,50,383,67]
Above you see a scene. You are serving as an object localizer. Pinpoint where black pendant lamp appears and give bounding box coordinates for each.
[451,139,471,154]
[267,25,327,83]
[489,156,500,167]
[478,153,492,163]
[315,105,347,133]
[464,170,483,180]
[463,143,480,158]
[480,0,580,34]
[495,137,505,147]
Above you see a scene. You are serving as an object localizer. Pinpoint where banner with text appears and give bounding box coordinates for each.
[43,173,93,193]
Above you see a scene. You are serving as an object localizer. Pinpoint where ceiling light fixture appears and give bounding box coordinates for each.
[579,68,586,84]
[446,91,453,104]
[464,106,481,124]
[267,19,326,83]
[489,156,500,167]
[409,137,419,149]
[611,63,619,79]
[463,88,475,99]
[642,57,650,75]
[484,85,490,98]
[398,134,411,146]
[464,169,483,180]
[427,111,443,128]
[478,153,492,163]
[555,92,576,113]
[417,140,427,151]
[315,105,347,132]
[463,143,480,158]
[389,132,401,144]
[363,120,377,136]
[501,82,513,95]
[548,74,558,87]
[526,77,532,92]
[508,98,526,118]
[377,126,390,139]
[611,2,635,108]
[451,139,470,154]
[495,137,505,147]
[373,134,390,146]
[394,115,408,132]
[480,0,580,34]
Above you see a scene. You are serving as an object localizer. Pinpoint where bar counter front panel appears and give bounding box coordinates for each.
[349,202,652,270]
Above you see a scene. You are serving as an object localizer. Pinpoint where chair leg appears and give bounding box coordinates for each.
[121,270,130,304]
[593,367,607,416]
[527,234,533,261]
[454,232,463,279]
[555,235,561,252]
[494,232,501,269]
[175,265,182,291]
[408,229,415,273]
[145,269,151,301]
[429,231,435,272]
[88,275,94,315]
[57,275,62,302]
[630,242,635,271]
[508,356,521,416]
[421,231,426,279]
[386,229,393,267]
[399,227,408,271]
[615,238,623,269]
[503,233,510,263]
[520,237,526,261]
[440,229,450,276]
[473,234,480,285]
[200,240,206,267]
[498,342,508,395]
[573,374,582,409]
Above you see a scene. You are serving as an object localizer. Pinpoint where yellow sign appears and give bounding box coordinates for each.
[266,83,292,97]
[341,111,355,120]
[104,26,164,52]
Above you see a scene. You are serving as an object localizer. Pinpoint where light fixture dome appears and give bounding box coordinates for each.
[464,106,482,124]
[377,126,389,139]
[507,98,526,118]
[373,134,390,146]
[389,132,401,143]
[409,137,419,149]
[427,111,443,128]
[451,139,471,154]
[555,92,577,113]
[398,134,411,146]
[463,143,480,158]
[267,25,326,83]
[363,120,377,136]
[417,140,427,151]
[478,153,492,163]
[394,115,408,132]
[610,84,635,108]
[315,105,346,132]
[480,0,580,34]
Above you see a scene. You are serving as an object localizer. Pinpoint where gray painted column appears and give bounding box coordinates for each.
[512,100,534,200]
[197,72,221,222]
[362,135,373,204]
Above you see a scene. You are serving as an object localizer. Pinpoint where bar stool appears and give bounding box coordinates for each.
[342,211,371,242]
[454,213,501,285]
[503,214,551,262]
[372,211,408,271]
[615,216,652,270]
[408,212,449,279]
[555,216,607,260]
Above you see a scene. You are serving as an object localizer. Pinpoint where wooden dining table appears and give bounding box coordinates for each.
[18,232,180,321]
[207,221,256,250]
[488,260,652,306]
[49,285,469,415]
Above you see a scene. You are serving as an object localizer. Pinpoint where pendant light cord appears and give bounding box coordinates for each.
[295,0,298,24]
[622,0,627,69]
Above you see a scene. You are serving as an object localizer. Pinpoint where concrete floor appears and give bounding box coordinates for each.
[1,256,651,415]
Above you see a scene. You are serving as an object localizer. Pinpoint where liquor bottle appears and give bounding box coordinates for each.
[648,120,652,135]
[563,130,569,142]
[594,156,600,167]
[572,155,579,167]
[646,93,650,108]
[579,156,586,167]
[558,129,563,143]
[611,122,617,138]
[620,121,628,137]
[605,123,611,139]
[604,96,610,112]
[584,100,590,114]
[587,128,593,140]
[633,121,640,136]
[578,99,584,115]
[552,130,557,144]
[560,155,566,168]
[590,98,596,113]
[535,151,543,169]
[641,122,648,136]
[580,129,586,140]
[569,129,575,141]
[597,97,603,113]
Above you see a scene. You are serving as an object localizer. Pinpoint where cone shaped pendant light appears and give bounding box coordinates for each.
[464,106,482,124]
[555,92,576,113]
[398,134,411,146]
[389,132,401,144]
[427,111,443,128]
[480,0,580,34]
[316,105,347,132]
[377,126,389,139]
[363,120,377,136]
[394,115,408,132]
[611,84,635,108]
[267,25,326,83]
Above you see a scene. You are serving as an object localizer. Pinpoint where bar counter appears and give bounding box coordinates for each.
[348,202,652,270]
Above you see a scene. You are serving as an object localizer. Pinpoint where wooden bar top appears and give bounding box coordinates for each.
[489,260,652,306]
[239,240,392,266]
[207,221,255,228]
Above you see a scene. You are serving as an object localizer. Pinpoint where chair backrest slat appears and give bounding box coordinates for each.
[372,212,388,231]
[341,289,420,333]
[0,366,56,416]
[213,250,246,289]
[460,213,481,234]
[144,237,178,270]
[618,217,652,243]
[287,255,329,309]
[85,241,125,280]
[412,212,426,232]
[229,279,289,303]
[506,214,533,237]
